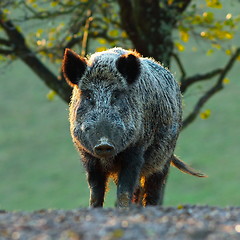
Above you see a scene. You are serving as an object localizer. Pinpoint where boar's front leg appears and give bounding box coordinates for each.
[84,154,107,208]
[117,147,144,208]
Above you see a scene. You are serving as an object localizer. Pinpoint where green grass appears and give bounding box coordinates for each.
[1,51,239,210]
[1,2,240,210]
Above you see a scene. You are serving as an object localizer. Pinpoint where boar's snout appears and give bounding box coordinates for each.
[80,119,123,158]
[94,138,115,158]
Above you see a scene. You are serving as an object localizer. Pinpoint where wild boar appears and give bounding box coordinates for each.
[62,47,205,208]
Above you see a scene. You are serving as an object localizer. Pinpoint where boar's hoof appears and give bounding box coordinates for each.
[94,143,115,158]
[117,192,131,208]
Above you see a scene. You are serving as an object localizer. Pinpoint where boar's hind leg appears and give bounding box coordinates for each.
[132,185,144,205]
[85,157,107,208]
[117,148,144,208]
[143,163,170,206]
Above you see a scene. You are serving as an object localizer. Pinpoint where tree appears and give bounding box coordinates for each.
[0,0,240,129]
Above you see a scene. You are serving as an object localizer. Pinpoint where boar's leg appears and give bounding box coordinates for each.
[85,156,107,208]
[143,162,170,206]
[132,185,144,205]
[117,147,144,208]
[87,170,107,207]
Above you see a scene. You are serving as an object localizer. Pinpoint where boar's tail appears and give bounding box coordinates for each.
[171,155,207,178]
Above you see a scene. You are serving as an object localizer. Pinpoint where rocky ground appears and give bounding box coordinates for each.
[0,205,240,240]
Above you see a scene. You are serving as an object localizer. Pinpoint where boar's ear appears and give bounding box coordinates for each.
[116,53,141,84]
[62,48,87,87]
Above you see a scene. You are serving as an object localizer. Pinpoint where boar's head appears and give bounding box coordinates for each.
[62,48,142,159]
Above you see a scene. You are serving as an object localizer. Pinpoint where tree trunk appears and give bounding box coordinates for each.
[117,0,191,66]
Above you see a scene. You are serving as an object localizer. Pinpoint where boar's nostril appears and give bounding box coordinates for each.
[94,143,115,158]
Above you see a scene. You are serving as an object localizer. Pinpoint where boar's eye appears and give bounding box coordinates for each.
[81,90,94,104]
[111,90,124,104]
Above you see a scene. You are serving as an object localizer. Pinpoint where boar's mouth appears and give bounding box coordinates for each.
[93,138,115,158]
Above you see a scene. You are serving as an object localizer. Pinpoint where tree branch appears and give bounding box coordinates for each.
[20,1,82,20]
[180,68,223,93]
[171,0,192,13]
[0,11,72,103]
[63,5,94,50]
[172,52,186,81]
[0,48,13,54]
[182,48,240,130]
[117,0,135,35]
[0,38,12,46]
[81,10,92,57]
[63,36,82,49]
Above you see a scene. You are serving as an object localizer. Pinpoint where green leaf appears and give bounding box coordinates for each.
[36,29,43,38]
[206,49,214,55]
[65,36,72,41]
[180,31,189,42]
[97,38,107,44]
[223,78,230,84]
[108,29,119,37]
[175,42,185,52]
[121,31,128,38]
[206,0,222,9]
[47,90,56,101]
[200,109,211,119]
[225,49,231,55]
[96,47,107,52]
[50,2,58,7]
[202,12,214,23]
[211,43,221,49]
[3,9,10,14]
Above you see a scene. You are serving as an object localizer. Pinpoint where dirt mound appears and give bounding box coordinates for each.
[0,205,240,239]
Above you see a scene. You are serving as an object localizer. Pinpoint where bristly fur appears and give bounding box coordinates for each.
[62,47,206,208]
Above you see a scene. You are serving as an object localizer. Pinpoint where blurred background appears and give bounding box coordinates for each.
[0,0,239,211]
